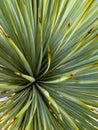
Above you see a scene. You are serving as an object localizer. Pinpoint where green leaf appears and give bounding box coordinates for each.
[0,0,98,130]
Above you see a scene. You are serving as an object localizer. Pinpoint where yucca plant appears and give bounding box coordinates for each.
[0,0,98,130]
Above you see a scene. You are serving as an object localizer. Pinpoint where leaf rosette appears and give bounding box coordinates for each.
[0,0,98,130]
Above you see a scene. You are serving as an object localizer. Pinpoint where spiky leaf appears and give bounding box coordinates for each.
[0,0,98,130]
